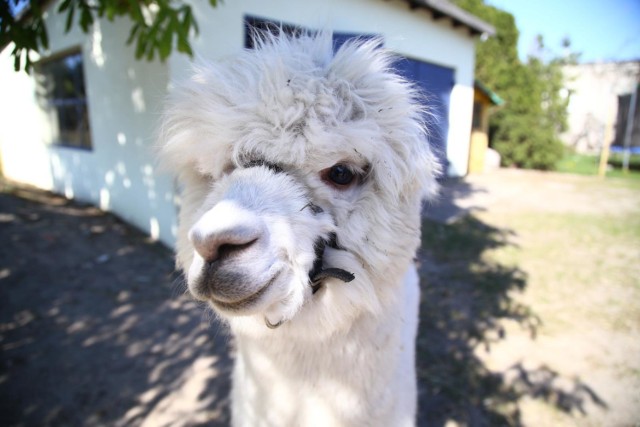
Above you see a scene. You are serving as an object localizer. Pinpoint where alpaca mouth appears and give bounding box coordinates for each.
[209,273,279,312]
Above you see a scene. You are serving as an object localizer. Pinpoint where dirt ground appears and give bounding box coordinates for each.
[1,170,639,426]
[419,169,640,427]
[0,181,232,427]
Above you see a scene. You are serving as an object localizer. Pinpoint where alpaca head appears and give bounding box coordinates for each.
[159,32,440,337]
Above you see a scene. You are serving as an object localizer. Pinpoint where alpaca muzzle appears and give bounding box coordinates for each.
[239,162,355,294]
[264,233,355,330]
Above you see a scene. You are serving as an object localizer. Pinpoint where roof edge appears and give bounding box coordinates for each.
[475,80,504,105]
[406,0,496,37]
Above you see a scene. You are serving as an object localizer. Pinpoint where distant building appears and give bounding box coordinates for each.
[0,0,493,247]
[562,60,640,153]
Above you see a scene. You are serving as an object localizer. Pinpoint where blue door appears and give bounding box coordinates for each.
[334,34,453,174]
[394,58,454,173]
[332,32,379,51]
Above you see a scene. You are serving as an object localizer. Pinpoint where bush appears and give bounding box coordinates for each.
[452,0,571,172]
[492,113,565,170]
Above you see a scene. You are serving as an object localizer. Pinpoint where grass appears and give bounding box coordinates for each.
[415,175,640,426]
[556,152,640,179]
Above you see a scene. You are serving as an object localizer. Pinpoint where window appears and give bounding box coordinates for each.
[472,101,483,130]
[36,50,92,150]
[243,16,379,53]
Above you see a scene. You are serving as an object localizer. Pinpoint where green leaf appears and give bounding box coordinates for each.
[13,48,22,72]
[57,0,73,13]
[177,33,192,56]
[23,26,38,50]
[135,33,148,60]
[146,28,159,52]
[126,23,141,45]
[64,3,76,33]
[129,2,145,25]
[159,26,173,60]
[182,7,197,35]
[105,3,116,21]
[36,20,49,50]
[79,5,93,33]
[146,44,155,61]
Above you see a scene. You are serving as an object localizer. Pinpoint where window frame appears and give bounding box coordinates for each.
[472,101,483,130]
[35,47,93,151]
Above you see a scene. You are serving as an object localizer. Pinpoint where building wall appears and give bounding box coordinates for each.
[0,7,177,246]
[562,61,640,153]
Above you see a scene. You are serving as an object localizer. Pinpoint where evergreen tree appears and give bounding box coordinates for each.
[453,0,572,170]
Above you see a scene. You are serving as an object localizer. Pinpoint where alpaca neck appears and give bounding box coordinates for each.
[231,264,419,426]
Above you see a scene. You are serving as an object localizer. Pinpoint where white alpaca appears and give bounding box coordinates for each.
[158,32,440,426]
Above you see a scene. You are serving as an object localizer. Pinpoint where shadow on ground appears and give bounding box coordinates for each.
[1,179,610,426]
[416,180,607,426]
[0,182,232,427]
[423,177,488,224]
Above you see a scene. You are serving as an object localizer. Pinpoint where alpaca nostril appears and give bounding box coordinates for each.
[189,201,265,264]
[214,239,258,263]
[191,229,261,264]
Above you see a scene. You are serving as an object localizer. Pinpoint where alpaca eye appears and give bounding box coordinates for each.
[327,164,354,187]
[320,163,364,190]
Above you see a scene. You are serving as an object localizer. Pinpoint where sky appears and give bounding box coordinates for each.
[485,0,640,63]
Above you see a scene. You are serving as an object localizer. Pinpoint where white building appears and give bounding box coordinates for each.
[562,60,640,153]
[0,0,493,247]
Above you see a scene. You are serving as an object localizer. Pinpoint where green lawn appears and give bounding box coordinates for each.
[556,152,640,179]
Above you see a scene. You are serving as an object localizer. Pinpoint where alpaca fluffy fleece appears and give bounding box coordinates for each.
[158,32,440,426]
